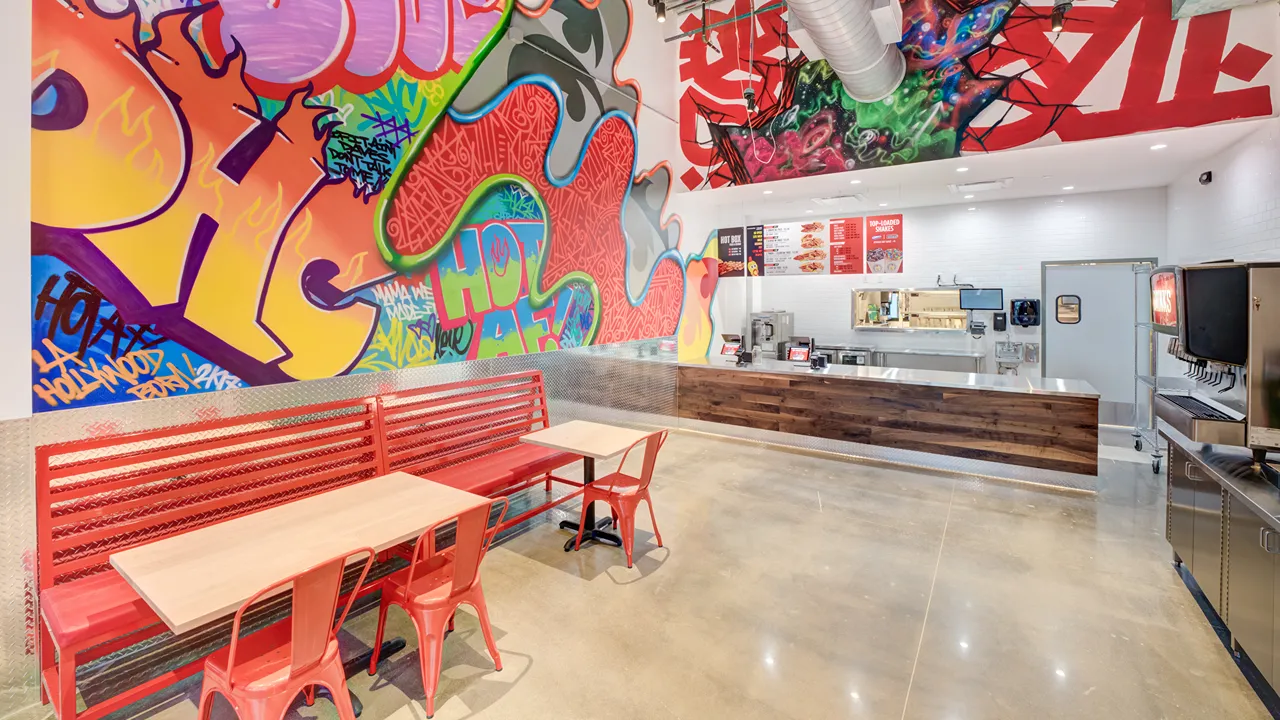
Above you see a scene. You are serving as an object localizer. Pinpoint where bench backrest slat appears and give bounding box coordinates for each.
[35,397,381,590]
[378,370,551,477]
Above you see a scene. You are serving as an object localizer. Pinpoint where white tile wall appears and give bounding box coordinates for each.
[714,188,1169,368]
[1168,118,1280,265]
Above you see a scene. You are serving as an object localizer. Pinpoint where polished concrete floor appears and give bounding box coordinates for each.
[98,431,1266,720]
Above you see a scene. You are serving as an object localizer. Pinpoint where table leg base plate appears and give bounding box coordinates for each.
[560,518,621,551]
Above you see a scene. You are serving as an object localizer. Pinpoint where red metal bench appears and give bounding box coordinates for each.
[35,396,385,720]
[377,370,585,530]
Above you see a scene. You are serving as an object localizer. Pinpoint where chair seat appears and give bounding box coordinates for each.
[587,472,646,497]
[429,445,579,496]
[204,619,341,694]
[383,563,458,608]
[40,570,161,649]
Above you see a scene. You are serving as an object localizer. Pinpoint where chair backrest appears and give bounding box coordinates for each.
[407,497,509,599]
[34,397,382,591]
[228,548,375,686]
[377,371,551,477]
[605,430,669,493]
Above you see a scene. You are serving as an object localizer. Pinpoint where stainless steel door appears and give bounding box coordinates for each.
[1044,260,1153,425]
[1168,446,1195,567]
[1190,461,1224,613]
[1228,494,1275,679]
[1249,266,1280,451]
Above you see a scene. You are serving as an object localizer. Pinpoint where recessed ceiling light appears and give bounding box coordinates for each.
[964,194,975,199]
[1062,186,1075,191]
[1150,144,1168,151]
[957,167,970,173]
[850,179,862,185]
[879,202,888,207]
[806,209,813,213]
[763,190,773,195]
[968,207,976,211]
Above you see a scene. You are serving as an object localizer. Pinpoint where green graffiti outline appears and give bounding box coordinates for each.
[371,0,513,268]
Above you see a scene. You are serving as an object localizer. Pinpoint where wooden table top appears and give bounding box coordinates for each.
[110,472,488,635]
[520,420,656,460]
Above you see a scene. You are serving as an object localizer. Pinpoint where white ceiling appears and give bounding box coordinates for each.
[686,119,1272,222]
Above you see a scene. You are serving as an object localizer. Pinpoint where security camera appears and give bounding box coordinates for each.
[1199,171,1213,186]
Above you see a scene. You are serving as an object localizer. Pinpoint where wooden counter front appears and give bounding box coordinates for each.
[677,365,1099,475]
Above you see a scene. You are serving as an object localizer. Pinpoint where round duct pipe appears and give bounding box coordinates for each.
[787,0,906,103]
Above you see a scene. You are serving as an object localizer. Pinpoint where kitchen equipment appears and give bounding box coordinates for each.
[837,349,872,366]
[1155,393,1245,446]
[750,311,794,359]
[993,312,1007,332]
[1160,263,1280,458]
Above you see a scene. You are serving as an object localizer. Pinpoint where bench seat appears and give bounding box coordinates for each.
[429,445,579,496]
[40,570,160,650]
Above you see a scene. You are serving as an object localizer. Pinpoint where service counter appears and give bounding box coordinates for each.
[677,358,1100,475]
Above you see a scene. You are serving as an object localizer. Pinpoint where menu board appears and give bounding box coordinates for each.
[763,220,829,276]
[829,217,864,275]
[746,225,764,276]
[865,215,904,274]
[716,227,745,277]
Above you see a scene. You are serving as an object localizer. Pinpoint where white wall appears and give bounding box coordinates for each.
[1168,118,1280,265]
[713,187,1169,369]
[0,2,31,421]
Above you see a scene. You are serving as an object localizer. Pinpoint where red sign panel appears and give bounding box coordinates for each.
[865,215,904,274]
[1151,270,1178,328]
[829,217,864,275]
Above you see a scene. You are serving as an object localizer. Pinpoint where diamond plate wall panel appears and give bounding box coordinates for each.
[0,417,35,717]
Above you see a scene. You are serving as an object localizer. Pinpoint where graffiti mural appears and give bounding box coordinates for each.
[30,0,713,412]
[676,0,1275,188]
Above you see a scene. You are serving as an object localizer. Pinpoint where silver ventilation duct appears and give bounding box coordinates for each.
[786,0,906,103]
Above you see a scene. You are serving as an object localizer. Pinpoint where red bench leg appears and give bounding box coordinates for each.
[58,646,77,720]
[39,622,55,706]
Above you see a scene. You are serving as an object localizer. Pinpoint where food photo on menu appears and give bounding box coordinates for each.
[801,221,825,233]
[885,248,903,273]
[801,234,824,248]
[867,248,887,273]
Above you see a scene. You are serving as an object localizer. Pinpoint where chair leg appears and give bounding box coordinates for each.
[620,509,636,568]
[195,678,218,720]
[57,648,77,720]
[646,496,663,547]
[368,591,392,675]
[417,619,446,719]
[320,658,359,720]
[469,589,503,671]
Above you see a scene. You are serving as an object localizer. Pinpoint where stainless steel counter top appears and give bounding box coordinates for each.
[875,348,987,359]
[1164,430,1280,531]
[680,358,1099,399]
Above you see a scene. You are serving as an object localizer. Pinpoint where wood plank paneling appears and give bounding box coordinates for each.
[677,366,1099,475]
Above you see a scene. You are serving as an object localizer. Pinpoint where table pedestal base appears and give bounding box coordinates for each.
[560,514,621,552]
[343,637,407,715]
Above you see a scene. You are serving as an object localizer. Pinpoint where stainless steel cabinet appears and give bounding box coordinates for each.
[1168,446,1195,566]
[1190,462,1224,614]
[1228,494,1275,681]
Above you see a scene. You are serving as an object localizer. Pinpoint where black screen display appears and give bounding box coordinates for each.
[1182,266,1249,366]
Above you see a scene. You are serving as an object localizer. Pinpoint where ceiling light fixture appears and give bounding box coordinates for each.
[1051,0,1071,32]
[879,202,888,207]
[1062,185,1075,191]
[655,0,666,23]
[763,190,773,195]
[968,207,976,211]
[964,194,975,199]
[1150,144,1168,151]
[806,209,813,213]
[956,167,970,173]
[850,179,862,185]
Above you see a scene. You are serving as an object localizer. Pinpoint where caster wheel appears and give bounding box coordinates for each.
[1135,439,1143,452]
[1152,458,1162,474]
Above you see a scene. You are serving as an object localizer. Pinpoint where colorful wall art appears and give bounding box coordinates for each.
[31,0,715,412]
[676,0,1276,189]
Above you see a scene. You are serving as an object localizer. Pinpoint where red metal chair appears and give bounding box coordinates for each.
[368,498,509,718]
[573,430,668,568]
[196,549,375,720]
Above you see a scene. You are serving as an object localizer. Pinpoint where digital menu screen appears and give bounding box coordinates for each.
[787,347,810,362]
